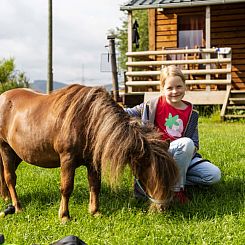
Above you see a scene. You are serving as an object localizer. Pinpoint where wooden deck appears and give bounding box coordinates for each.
[125,47,232,94]
[123,47,245,119]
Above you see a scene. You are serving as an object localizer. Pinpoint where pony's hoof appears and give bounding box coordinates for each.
[61,216,71,223]
[92,211,102,217]
[15,206,23,213]
[89,206,100,216]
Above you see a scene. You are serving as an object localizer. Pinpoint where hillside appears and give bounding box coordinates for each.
[30,80,67,93]
[30,80,113,93]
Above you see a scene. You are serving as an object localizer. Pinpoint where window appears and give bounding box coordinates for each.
[178,15,205,48]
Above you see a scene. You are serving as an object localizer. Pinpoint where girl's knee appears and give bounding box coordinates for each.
[203,166,221,185]
[187,158,221,186]
[179,137,195,156]
[169,138,195,168]
[211,166,221,184]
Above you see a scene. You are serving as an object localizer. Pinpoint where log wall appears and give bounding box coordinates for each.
[149,3,245,89]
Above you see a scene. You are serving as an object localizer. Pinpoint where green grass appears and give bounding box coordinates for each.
[0,119,244,244]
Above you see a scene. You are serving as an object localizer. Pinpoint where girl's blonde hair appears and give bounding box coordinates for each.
[160,65,186,88]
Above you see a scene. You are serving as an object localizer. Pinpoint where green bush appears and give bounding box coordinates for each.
[0,58,29,94]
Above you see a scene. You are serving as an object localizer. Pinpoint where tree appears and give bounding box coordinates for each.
[0,58,29,94]
[116,10,148,71]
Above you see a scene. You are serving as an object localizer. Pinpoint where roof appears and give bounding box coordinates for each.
[120,0,245,11]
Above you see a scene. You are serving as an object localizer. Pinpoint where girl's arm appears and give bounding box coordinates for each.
[124,103,144,118]
[192,124,199,151]
[185,110,199,150]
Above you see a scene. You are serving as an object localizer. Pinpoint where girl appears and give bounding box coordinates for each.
[125,65,221,204]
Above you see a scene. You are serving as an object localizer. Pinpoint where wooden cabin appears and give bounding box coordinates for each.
[120,0,245,119]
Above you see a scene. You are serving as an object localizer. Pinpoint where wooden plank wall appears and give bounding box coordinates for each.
[211,4,245,90]
[153,7,205,49]
[150,3,245,90]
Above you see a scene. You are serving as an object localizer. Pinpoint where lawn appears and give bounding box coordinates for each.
[0,119,244,245]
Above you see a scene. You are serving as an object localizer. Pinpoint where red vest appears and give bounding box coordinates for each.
[155,96,192,141]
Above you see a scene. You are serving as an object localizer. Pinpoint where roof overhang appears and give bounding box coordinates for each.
[120,0,245,11]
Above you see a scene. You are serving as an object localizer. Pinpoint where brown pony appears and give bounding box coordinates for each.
[0,84,178,222]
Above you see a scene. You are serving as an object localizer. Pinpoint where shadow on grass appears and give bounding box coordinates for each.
[72,183,149,215]
[19,188,61,209]
[93,178,244,219]
[170,178,244,220]
[17,181,138,214]
[9,176,244,220]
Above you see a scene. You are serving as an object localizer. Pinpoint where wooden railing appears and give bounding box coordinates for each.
[125,47,232,95]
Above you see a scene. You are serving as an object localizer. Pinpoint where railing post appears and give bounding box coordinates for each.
[205,6,211,91]
[127,10,133,93]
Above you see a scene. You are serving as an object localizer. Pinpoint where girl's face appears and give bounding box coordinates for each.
[162,76,186,106]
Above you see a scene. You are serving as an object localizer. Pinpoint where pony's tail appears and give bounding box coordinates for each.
[0,154,10,200]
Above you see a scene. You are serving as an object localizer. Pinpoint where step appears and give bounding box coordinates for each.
[229,97,245,102]
[227,105,245,110]
[224,114,245,119]
[231,90,245,94]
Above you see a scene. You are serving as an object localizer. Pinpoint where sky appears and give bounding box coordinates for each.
[0,0,127,86]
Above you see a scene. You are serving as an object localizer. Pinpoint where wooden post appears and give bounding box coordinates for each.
[148,9,156,65]
[148,9,156,51]
[47,0,53,93]
[127,10,133,93]
[205,6,211,91]
[107,35,119,102]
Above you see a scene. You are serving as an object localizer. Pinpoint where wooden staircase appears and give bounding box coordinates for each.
[221,89,245,120]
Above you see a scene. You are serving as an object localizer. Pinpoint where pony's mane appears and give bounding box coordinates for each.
[51,85,177,194]
[51,84,88,118]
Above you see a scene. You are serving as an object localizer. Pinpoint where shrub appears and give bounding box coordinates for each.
[0,58,29,94]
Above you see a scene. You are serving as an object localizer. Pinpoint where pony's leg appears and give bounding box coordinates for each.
[59,156,76,222]
[87,164,101,215]
[0,154,10,200]
[0,143,22,212]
